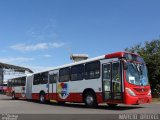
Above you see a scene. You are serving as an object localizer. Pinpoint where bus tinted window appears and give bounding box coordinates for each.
[71,64,84,81]
[21,77,26,86]
[17,79,21,86]
[59,67,70,82]
[14,79,18,86]
[40,72,48,84]
[49,73,58,83]
[33,74,41,85]
[85,61,100,80]
[11,80,15,87]
[33,72,48,85]
[125,53,145,63]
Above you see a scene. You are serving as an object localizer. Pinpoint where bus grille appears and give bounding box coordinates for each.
[134,88,149,94]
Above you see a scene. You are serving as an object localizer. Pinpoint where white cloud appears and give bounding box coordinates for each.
[10,43,48,51]
[49,43,64,48]
[10,42,65,52]
[43,54,52,58]
[0,57,34,64]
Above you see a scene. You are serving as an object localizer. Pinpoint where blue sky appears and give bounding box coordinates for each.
[0,0,160,74]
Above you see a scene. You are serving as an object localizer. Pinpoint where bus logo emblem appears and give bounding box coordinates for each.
[57,83,69,99]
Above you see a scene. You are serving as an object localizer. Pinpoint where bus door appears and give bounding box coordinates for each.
[102,61,123,101]
[102,63,111,100]
[111,62,122,100]
[48,70,59,100]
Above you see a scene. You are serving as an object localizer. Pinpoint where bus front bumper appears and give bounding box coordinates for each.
[125,94,152,105]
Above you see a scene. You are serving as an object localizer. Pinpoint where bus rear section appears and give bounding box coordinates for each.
[2,82,7,94]
[7,76,26,99]
[6,80,12,96]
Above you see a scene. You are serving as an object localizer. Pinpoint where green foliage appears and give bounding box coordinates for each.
[125,39,160,94]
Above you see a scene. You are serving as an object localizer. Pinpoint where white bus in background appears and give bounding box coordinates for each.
[7,52,152,107]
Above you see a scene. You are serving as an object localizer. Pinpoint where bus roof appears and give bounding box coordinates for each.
[32,55,105,75]
[32,51,139,75]
[105,51,140,59]
[8,51,140,79]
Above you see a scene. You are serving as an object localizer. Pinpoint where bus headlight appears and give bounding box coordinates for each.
[147,90,151,96]
[126,88,136,96]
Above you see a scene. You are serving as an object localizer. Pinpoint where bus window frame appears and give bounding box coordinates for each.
[85,61,100,80]
[59,67,70,82]
[71,64,84,81]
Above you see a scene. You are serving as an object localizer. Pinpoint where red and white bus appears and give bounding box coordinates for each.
[7,52,152,107]
[6,76,26,99]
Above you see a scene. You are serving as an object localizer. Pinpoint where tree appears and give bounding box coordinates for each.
[125,39,160,96]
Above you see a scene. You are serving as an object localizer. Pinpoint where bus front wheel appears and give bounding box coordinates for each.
[84,91,98,108]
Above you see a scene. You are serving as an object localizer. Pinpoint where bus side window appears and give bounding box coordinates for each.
[59,67,70,82]
[49,73,58,83]
[40,72,48,84]
[21,77,26,86]
[71,64,84,81]
[11,80,14,87]
[85,61,100,80]
[17,79,21,86]
[33,74,41,85]
[14,79,18,87]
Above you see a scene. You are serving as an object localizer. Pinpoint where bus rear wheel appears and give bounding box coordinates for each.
[84,91,98,108]
[12,92,16,100]
[39,93,46,104]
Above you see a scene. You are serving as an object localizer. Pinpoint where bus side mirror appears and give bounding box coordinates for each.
[123,61,128,70]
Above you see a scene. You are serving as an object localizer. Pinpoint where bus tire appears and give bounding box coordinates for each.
[12,92,16,100]
[84,91,98,108]
[39,92,46,104]
[107,103,118,107]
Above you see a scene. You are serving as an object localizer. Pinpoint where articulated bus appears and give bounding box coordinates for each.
[7,52,152,107]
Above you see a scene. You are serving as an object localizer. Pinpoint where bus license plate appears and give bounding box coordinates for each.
[138,98,145,103]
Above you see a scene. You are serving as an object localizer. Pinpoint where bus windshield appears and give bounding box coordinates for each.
[126,62,149,86]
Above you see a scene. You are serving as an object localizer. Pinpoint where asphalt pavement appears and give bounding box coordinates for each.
[0,94,159,114]
[1,94,160,120]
